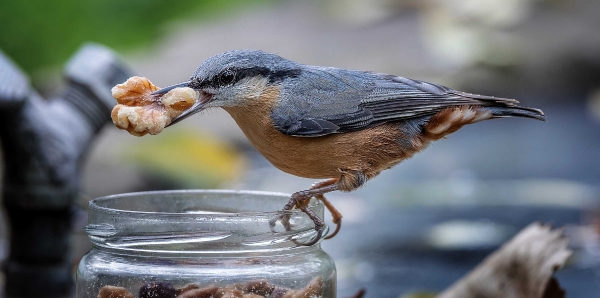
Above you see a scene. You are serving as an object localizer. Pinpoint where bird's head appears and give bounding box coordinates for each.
[154,50,301,126]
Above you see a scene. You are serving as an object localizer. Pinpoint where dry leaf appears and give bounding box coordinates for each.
[437,222,572,298]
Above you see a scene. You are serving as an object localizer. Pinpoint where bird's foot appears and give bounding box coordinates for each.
[282,189,312,211]
[268,190,327,246]
[269,180,340,246]
[296,206,326,247]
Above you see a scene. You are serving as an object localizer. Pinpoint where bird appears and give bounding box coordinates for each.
[153,49,545,245]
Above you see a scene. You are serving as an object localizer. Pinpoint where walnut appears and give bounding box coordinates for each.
[177,284,218,298]
[111,76,197,136]
[97,285,134,298]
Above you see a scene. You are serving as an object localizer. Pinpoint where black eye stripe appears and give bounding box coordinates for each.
[192,67,301,89]
[234,67,271,83]
[268,68,301,83]
[188,79,202,89]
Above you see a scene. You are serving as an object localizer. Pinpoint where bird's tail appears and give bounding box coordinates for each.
[455,90,546,122]
[424,103,545,140]
[487,105,546,121]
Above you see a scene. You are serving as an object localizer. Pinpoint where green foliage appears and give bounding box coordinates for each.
[0,0,268,73]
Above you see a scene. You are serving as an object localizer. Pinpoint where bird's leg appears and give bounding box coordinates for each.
[282,182,339,211]
[316,194,342,240]
[310,179,343,240]
[276,181,339,246]
[270,170,365,245]
[287,179,344,240]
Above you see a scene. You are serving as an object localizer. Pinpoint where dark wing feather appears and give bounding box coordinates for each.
[291,119,340,136]
[272,68,518,137]
[360,75,519,128]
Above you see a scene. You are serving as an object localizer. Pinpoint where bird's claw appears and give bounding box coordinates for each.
[324,218,341,240]
[314,193,342,240]
[271,183,343,245]
[298,224,325,247]
[269,193,306,233]
[269,193,329,246]
[268,211,291,233]
[294,199,328,246]
[268,209,326,246]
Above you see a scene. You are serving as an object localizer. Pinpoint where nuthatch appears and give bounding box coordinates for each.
[154,50,545,244]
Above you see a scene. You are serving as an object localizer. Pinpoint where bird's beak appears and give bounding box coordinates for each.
[166,97,208,127]
[152,81,211,127]
[151,81,191,95]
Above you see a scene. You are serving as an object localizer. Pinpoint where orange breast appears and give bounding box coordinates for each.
[223,87,424,179]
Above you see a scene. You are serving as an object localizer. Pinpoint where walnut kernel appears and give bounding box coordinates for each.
[111,76,197,136]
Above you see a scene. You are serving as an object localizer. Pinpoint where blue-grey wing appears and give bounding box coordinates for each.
[271,67,518,137]
[271,67,372,136]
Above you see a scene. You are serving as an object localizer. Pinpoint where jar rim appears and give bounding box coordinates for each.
[89,189,321,216]
[86,189,328,252]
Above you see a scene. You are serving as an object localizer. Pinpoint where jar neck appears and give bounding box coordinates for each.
[86,190,328,256]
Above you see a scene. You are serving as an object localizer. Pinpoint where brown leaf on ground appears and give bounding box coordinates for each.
[437,222,572,298]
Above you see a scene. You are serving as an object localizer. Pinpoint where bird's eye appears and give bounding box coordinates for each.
[218,70,235,86]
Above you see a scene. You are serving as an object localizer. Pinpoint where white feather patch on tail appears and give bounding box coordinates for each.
[426,106,493,136]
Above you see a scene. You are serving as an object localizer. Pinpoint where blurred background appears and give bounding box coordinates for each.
[1,0,600,297]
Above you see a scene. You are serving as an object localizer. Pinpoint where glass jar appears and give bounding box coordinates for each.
[77,190,336,298]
